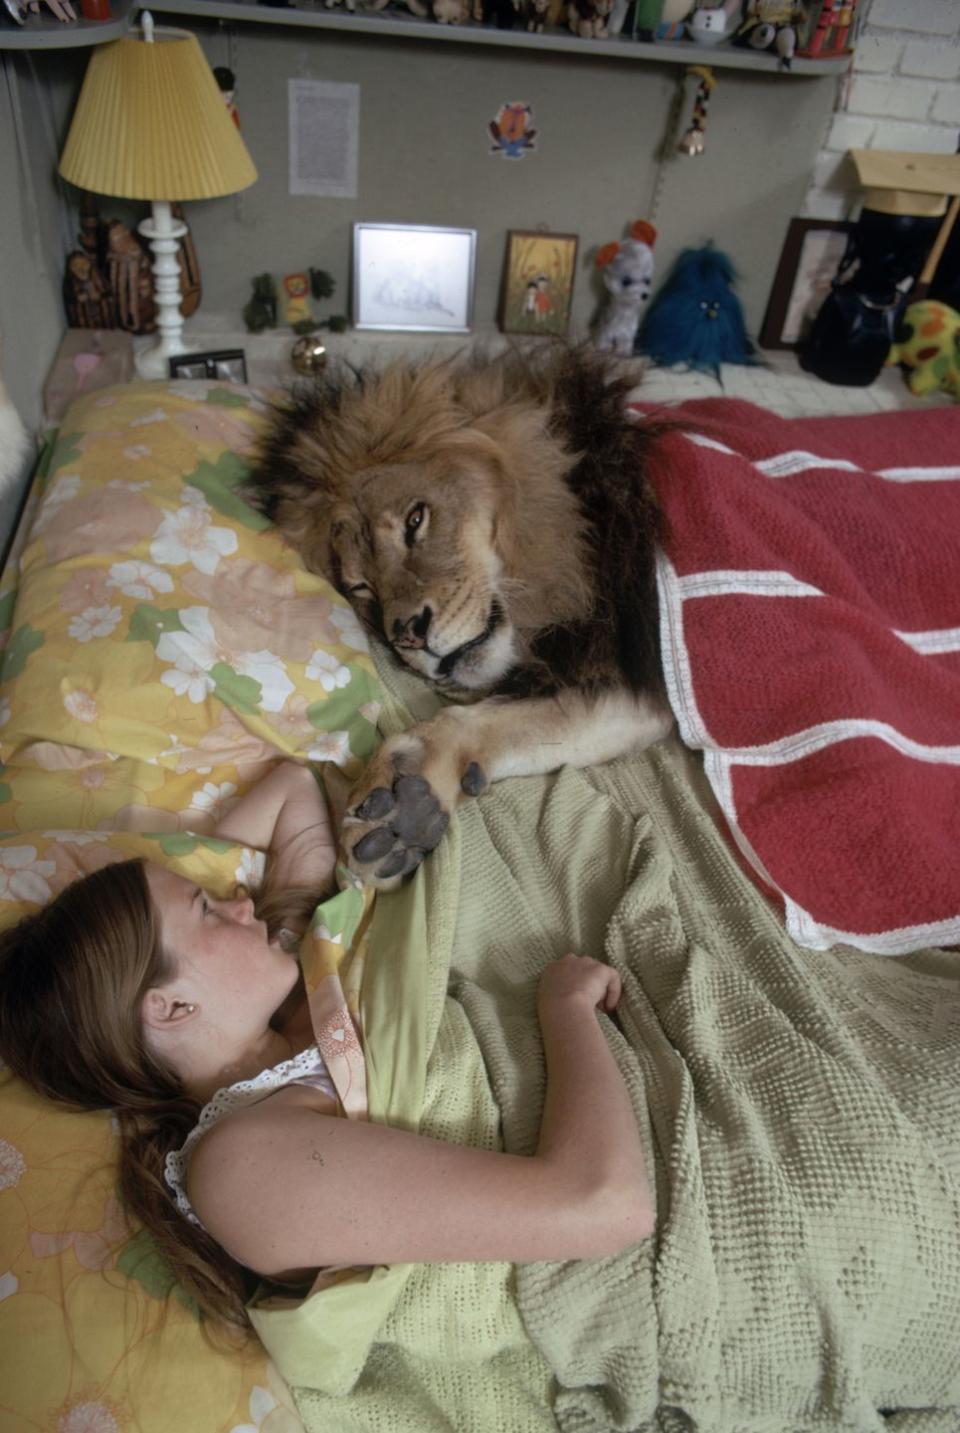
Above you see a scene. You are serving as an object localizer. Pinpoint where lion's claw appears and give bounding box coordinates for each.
[346,772,450,887]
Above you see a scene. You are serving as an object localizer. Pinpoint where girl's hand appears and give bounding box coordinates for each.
[537,953,621,1017]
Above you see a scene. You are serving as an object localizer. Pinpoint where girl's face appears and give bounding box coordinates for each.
[141,864,299,1078]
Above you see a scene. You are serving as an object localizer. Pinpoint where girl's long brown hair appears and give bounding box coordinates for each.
[0,857,324,1335]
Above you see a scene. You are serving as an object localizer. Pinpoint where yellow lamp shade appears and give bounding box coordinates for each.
[59,24,257,201]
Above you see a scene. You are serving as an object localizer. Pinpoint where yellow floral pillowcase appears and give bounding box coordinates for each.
[0,379,381,835]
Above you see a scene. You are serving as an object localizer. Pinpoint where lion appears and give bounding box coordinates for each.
[248,344,673,887]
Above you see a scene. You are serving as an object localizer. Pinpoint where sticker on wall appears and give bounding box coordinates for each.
[488,102,537,160]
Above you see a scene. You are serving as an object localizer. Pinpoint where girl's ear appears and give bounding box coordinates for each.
[141,989,195,1031]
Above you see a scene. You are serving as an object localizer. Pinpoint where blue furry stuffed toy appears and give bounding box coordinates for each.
[635,244,756,381]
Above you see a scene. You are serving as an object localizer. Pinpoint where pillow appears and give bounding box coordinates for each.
[0,380,381,834]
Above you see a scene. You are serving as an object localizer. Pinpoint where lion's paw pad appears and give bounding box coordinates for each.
[346,774,449,885]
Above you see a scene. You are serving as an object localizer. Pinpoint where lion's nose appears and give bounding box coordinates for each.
[392,605,432,649]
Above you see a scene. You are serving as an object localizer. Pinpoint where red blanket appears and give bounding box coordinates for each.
[638,397,960,954]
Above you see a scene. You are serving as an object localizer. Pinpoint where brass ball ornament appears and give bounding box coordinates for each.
[290,334,329,376]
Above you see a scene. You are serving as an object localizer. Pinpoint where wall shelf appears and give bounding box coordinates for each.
[0,0,134,47]
[2,0,853,71]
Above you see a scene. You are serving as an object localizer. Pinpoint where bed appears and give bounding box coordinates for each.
[0,374,958,1433]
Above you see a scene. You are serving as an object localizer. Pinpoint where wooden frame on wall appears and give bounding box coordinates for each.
[498,229,579,339]
[759,217,853,351]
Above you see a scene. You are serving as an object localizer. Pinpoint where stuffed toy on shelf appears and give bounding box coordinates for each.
[635,242,757,380]
[733,0,809,68]
[242,268,348,335]
[886,299,960,400]
[593,220,657,356]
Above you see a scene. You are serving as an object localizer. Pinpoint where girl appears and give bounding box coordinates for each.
[0,759,653,1335]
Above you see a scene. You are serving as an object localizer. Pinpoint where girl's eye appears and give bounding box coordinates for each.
[201,896,210,916]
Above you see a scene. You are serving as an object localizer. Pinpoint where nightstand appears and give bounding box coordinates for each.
[42,328,135,427]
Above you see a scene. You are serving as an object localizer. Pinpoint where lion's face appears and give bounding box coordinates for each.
[330,456,517,692]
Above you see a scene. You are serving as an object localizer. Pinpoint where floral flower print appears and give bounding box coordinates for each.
[150,489,238,575]
[106,559,174,600]
[156,607,294,712]
[306,648,352,692]
[306,730,352,766]
[0,847,56,904]
[184,780,237,825]
[63,689,98,724]
[68,606,123,644]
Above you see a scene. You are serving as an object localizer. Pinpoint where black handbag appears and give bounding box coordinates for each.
[799,272,905,387]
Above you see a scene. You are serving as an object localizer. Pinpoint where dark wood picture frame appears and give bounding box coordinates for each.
[169,348,248,382]
[759,218,853,351]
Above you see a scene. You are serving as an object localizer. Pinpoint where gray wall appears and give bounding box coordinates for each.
[1,21,842,504]
[151,21,841,337]
[0,51,82,554]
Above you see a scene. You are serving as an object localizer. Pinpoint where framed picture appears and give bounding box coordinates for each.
[169,349,248,382]
[352,223,477,333]
[759,218,853,351]
[498,229,579,338]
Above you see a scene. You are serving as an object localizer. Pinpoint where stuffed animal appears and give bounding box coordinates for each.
[242,269,347,335]
[886,299,960,400]
[733,0,807,68]
[635,243,757,381]
[593,220,657,357]
[567,0,613,38]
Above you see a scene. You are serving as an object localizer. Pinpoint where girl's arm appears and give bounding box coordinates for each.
[212,760,336,896]
[187,955,654,1274]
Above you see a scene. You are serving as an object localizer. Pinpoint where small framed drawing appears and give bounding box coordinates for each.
[352,223,477,333]
[169,349,248,382]
[499,230,579,338]
[759,218,852,351]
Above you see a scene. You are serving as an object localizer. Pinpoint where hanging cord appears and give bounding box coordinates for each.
[645,68,687,227]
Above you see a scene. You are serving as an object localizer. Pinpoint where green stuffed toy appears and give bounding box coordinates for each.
[886,299,960,400]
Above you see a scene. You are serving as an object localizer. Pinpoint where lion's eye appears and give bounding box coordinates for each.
[346,581,373,598]
[404,502,428,546]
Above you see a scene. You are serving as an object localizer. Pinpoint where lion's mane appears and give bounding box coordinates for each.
[249,343,666,700]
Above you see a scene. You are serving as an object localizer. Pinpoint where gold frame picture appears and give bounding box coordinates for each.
[498,229,579,338]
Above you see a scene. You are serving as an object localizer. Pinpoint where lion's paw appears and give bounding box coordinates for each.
[342,773,451,889]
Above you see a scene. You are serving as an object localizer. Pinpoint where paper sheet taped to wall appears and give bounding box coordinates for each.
[288,79,359,199]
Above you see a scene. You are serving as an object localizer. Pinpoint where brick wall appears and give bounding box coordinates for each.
[800,0,960,220]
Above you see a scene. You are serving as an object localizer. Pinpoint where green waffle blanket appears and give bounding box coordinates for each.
[254,661,960,1433]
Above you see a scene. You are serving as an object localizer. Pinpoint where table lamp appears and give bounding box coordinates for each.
[58,11,257,378]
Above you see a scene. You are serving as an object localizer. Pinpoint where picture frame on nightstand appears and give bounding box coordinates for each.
[169,349,248,382]
[352,223,477,333]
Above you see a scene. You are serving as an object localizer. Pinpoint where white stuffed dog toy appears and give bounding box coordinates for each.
[593,220,657,356]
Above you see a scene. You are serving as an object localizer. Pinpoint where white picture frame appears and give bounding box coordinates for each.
[352,223,477,333]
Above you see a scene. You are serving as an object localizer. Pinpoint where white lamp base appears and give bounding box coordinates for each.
[136,199,188,380]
